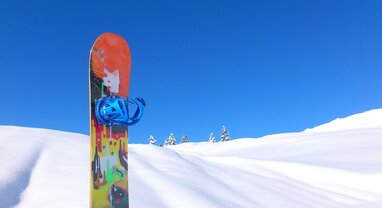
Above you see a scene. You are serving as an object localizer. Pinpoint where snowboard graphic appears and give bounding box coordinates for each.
[89,33,132,208]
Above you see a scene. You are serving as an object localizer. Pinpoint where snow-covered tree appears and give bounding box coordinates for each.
[209,132,216,143]
[163,137,170,146]
[165,133,177,146]
[220,126,230,142]
[181,135,188,143]
[148,135,156,145]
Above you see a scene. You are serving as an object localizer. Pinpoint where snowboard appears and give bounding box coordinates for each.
[89,32,131,208]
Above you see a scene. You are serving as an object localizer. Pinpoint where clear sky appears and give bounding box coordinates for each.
[1,0,381,144]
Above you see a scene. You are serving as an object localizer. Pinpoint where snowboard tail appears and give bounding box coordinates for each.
[89,33,131,208]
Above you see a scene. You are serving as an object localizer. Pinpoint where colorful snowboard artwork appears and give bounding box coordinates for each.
[89,33,131,208]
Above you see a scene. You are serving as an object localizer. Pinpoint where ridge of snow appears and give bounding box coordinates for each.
[305,109,382,132]
[0,126,89,208]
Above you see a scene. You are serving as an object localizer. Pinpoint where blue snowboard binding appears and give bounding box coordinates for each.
[95,95,145,126]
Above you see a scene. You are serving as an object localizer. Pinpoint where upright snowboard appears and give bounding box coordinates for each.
[89,33,132,208]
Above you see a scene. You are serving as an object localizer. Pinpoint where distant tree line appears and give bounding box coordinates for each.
[148,126,231,146]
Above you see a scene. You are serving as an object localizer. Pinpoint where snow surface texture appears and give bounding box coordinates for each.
[1,109,382,208]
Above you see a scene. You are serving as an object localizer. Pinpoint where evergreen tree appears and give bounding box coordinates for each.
[165,133,177,146]
[148,135,156,145]
[164,137,170,146]
[181,135,188,143]
[209,132,216,143]
[220,126,231,142]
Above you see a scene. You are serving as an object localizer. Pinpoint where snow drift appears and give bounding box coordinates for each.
[1,109,382,207]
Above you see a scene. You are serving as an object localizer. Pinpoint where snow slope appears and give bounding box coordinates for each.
[1,109,382,207]
[305,109,382,132]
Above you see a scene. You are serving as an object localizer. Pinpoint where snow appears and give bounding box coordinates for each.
[1,109,382,207]
[305,109,382,132]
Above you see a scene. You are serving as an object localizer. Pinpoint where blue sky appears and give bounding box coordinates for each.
[1,0,381,144]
